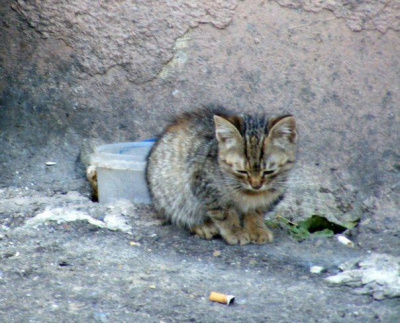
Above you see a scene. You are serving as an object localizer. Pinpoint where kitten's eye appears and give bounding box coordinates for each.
[262,170,275,176]
[236,170,248,176]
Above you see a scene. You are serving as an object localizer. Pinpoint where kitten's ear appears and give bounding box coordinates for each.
[268,115,298,144]
[214,115,243,149]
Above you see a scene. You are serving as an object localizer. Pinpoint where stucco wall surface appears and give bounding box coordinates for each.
[0,0,399,249]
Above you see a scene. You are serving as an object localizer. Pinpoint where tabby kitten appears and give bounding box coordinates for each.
[146,107,297,245]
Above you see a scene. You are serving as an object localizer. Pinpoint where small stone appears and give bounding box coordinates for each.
[310,266,325,274]
[45,161,57,166]
[373,291,385,300]
[9,251,19,259]
[213,250,221,257]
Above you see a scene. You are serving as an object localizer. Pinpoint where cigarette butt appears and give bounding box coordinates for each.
[209,292,235,305]
[337,235,354,248]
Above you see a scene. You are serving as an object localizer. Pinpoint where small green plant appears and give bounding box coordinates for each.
[266,215,359,242]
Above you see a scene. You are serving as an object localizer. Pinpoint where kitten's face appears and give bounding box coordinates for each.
[214,114,297,193]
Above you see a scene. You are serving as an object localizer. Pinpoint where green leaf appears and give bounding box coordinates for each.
[298,215,347,234]
[311,229,335,238]
[341,219,360,230]
[269,214,359,242]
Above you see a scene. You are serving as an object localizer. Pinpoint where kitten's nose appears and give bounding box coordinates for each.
[250,178,263,190]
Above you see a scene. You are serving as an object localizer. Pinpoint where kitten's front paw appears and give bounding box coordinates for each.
[192,221,219,240]
[224,230,250,246]
[248,227,274,244]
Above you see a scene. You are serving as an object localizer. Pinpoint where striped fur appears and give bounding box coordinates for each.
[146,107,298,245]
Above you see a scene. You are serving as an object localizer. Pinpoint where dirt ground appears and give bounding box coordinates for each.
[0,187,398,322]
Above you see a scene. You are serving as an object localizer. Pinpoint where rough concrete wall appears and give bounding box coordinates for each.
[274,0,400,33]
[12,0,237,83]
[0,0,399,248]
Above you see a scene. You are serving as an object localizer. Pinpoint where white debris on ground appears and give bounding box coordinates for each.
[326,253,400,300]
[103,200,138,232]
[24,207,106,229]
[310,266,325,274]
[21,197,138,234]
